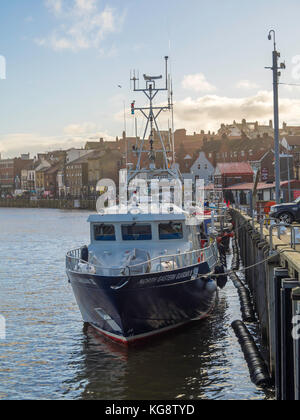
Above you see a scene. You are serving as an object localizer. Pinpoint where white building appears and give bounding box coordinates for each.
[183,152,215,186]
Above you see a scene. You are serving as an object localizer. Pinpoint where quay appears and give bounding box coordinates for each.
[232,208,300,400]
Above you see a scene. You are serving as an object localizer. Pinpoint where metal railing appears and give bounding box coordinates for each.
[66,242,219,277]
[266,221,300,253]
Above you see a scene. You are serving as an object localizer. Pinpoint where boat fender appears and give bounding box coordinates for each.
[195,278,206,290]
[231,320,271,387]
[214,265,227,289]
[205,279,217,293]
[81,246,89,263]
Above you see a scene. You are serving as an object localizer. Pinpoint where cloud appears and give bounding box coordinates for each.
[170,90,300,132]
[182,73,216,93]
[63,122,98,136]
[46,0,63,15]
[236,79,260,90]
[36,0,124,52]
[116,90,300,134]
[0,123,115,158]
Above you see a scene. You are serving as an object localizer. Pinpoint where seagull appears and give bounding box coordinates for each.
[118,85,122,88]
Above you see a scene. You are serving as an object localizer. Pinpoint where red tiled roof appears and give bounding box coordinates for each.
[216,162,254,175]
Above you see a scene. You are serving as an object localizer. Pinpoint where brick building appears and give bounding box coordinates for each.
[43,162,63,196]
[65,153,93,197]
[0,156,34,195]
[214,162,254,189]
[87,149,123,195]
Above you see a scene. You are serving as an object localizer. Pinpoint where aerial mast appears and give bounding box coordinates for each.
[129,57,179,182]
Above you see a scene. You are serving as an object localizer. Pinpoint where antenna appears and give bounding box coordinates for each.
[170,77,175,164]
[128,57,181,182]
[165,56,169,90]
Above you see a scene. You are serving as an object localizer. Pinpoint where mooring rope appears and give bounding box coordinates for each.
[206,247,299,279]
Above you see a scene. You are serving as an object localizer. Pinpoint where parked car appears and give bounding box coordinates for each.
[269,197,300,224]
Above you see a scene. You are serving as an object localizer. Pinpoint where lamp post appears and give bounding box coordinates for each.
[266,30,285,204]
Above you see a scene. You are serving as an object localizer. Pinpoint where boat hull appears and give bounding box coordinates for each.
[67,262,217,345]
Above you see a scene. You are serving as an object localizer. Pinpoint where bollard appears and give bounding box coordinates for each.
[280,280,300,400]
[292,287,300,401]
[272,268,289,400]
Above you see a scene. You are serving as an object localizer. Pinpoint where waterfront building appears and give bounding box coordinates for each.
[87,149,123,196]
[35,160,52,195]
[65,153,92,198]
[43,162,63,197]
[0,155,34,195]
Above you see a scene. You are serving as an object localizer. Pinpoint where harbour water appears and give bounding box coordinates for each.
[0,208,274,400]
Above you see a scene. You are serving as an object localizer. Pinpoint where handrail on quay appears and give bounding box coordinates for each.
[268,222,300,253]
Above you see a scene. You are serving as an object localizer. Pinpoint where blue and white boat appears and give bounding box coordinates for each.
[66,59,226,345]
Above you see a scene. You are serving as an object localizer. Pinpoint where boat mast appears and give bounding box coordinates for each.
[129,57,179,182]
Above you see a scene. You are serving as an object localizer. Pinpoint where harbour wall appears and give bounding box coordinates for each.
[0,198,96,211]
[232,209,300,400]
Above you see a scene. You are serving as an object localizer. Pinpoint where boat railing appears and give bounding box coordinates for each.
[66,242,219,277]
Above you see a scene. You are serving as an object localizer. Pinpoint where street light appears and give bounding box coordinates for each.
[266,30,286,204]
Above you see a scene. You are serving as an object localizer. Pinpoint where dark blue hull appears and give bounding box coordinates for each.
[67,262,217,345]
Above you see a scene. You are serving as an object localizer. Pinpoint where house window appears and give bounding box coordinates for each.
[241,151,245,157]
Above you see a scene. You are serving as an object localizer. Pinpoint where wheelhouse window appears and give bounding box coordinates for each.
[159,222,183,240]
[122,224,152,241]
[94,224,116,241]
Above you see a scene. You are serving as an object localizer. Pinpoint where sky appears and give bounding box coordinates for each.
[2,0,300,157]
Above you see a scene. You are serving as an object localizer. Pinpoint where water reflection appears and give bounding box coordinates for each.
[69,291,272,400]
